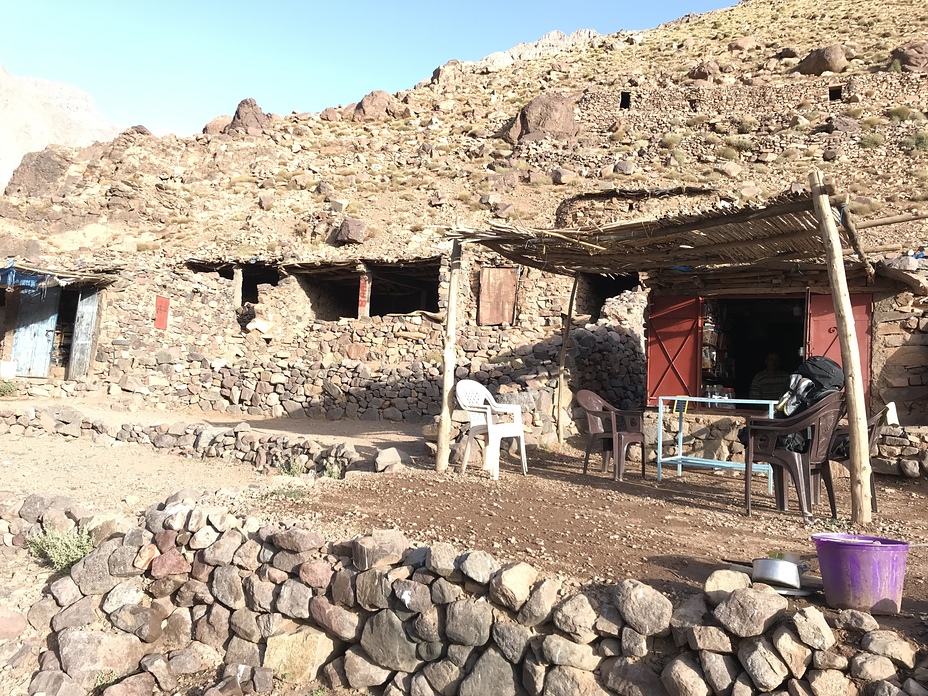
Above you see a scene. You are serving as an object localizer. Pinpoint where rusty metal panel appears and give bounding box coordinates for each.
[478,267,518,326]
[807,293,872,401]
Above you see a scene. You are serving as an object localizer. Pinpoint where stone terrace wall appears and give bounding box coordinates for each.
[5,491,926,696]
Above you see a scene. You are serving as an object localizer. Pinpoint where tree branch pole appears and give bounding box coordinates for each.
[436,241,462,471]
[810,170,872,523]
[556,274,580,443]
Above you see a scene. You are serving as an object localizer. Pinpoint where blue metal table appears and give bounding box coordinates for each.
[656,396,776,494]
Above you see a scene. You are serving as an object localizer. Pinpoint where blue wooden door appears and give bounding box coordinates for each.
[12,287,60,377]
[67,288,99,379]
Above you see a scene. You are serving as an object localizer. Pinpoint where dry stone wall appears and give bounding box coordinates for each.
[25,245,649,443]
[3,491,926,696]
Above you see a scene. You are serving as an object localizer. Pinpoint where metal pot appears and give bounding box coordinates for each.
[752,558,802,589]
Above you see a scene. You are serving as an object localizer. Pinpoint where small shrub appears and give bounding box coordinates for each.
[886,106,925,122]
[27,529,94,572]
[277,455,307,477]
[686,115,708,127]
[900,131,928,152]
[888,58,903,72]
[859,133,884,149]
[734,115,760,134]
[0,382,16,397]
[842,107,864,118]
[95,669,119,692]
[716,146,739,160]
[323,462,343,480]
[659,132,684,149]
[724,135,754,152]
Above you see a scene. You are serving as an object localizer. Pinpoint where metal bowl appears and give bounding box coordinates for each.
[752,558,802,589]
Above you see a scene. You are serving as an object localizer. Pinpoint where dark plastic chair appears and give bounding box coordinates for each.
[819,408,885,517]
[744,391,846,523]
[575,390,645,481]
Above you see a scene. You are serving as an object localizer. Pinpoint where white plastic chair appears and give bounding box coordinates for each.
[455,379,527,480]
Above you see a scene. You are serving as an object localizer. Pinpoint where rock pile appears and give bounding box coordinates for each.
[5,491,925,696]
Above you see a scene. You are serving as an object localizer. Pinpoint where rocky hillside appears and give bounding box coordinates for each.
[0,65,117,189]
[1,0,927,268]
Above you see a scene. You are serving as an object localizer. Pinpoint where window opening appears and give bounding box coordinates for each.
[620,91,631,109]
[578,272,639,321]
[828,85,843,101]
[368,262,440,316]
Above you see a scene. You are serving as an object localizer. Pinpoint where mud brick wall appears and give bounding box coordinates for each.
[8,491,926,696]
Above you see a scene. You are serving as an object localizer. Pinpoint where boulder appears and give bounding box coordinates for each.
[891,41,928,72]
[796,45,848,75]
[518,578,561,627]
[850,652,896,681]
[772,625,812,679]
[698,651,740,696]
[661,652,709,696]
[458,647,518,696]
[202,115,232,135]
[688,61,721,80]
[714,587,787,637]
[704,570,751,606]
[57,629,146,690]
[310,596,363,642]
[353,90,401,121]
[544,665,610,696]
[794,607,836,651]
[264,626,336,683]
[489,562,537,611]
[553,594,598,643]
[344,645,392,689]
[806,669,855,696]
[502,93,580,144]
[335,217,368,246]
[614,579,673,636]
[222,98,271,135]
[353,529,408,569]
[738,636,789,691]
[861,630,916,668]
[445,599,492,646]
[459,550,500,584]
[603,657,669,696]
[360,609,422,672]
[541,634,600,671]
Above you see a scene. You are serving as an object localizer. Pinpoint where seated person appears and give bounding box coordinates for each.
[749,352,791,401]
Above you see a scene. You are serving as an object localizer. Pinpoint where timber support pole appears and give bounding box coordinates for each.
[436,241,462,471]
[556,274,579,443]
[810,170,872,524]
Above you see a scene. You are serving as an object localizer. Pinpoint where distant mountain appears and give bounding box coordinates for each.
[0,65,118,187]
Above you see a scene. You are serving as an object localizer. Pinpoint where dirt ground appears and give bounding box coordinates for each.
[2,396,928,685]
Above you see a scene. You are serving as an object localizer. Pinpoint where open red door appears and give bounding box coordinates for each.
[806,294,872,401]
[647,296,702,406]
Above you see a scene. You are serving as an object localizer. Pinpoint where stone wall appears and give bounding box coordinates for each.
[9,244,646,442]
[5,491,926,696]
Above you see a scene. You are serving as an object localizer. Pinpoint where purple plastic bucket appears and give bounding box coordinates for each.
[812,533,909,614]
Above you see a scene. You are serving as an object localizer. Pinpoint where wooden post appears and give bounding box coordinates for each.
[232,266,244,307]
[358,266,371,319]
[556,275,580,443]
[436,241,462,471]
[810,170,872,523]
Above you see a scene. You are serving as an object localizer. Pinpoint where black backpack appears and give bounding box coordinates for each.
[774,356,845,452]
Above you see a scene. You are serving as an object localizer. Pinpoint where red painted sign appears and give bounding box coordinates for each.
[154,296,170,330]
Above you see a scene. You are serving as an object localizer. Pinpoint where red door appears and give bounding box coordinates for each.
[806,294,872,400]
[646,296,702,406]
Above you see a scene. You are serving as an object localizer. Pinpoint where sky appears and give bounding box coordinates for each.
[1,0,732,136]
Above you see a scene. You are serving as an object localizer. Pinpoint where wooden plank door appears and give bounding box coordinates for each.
[478,267,519,325]
[806,293,872,400]
[11,287,61,377]
[646,296,702,406]
[67,288,99,380]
